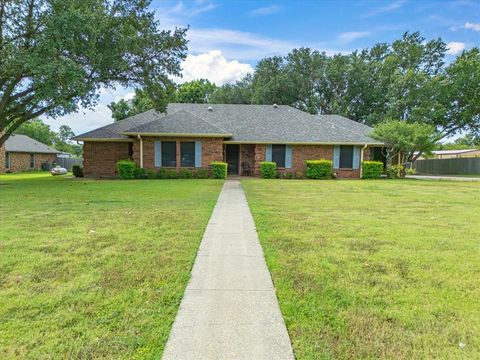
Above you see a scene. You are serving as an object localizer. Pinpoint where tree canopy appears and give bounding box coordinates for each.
[0,0,188,145]
[211,32,480,141]
[109,79,218,121]
[15,119,82,156]
[371,120,437,164]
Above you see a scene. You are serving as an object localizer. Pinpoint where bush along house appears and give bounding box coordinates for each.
[73,103,385,178]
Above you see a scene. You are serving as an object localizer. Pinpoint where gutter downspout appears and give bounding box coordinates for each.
[360,144,368,178]
[137,134,143,168]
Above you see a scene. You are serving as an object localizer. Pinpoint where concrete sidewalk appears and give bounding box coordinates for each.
[162,180,294,360]
[407,175,480,181]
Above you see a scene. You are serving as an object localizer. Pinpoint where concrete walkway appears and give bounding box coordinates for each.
[162,180,294,360]
[407,175,480,181]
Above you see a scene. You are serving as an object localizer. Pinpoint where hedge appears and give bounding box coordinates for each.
[305,159,333,179]
[259,162,277,179]
[72,165,84,178]
[116,160,137,179]
[361,161,383,179]
[210,162,228,179]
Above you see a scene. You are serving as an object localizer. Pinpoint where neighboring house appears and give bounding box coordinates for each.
[1,134,59,173]
[415,149,480,160]
[74,103,384,178]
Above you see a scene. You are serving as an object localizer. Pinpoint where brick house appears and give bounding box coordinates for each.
[74,103,385,178]
[1,134,59,173]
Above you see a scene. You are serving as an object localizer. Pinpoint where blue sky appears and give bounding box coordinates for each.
[46,0,480,135]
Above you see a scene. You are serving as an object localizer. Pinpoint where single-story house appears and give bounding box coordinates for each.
[415,149,480,160]
[0,134,59,173]
[74,103,384,178]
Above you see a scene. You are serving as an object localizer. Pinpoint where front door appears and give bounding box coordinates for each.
[225,144,240,174]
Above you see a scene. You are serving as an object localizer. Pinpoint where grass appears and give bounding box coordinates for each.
[242,179,480,359]
[0,172,223,359]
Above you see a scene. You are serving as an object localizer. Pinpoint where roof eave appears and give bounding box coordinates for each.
[121,132,232,138]
[223,140,384,145]
[73,137,133,142]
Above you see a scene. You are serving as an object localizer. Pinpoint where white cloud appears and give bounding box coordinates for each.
[338,31,370,43]
[43,103,113,135]
[249,5,283,17]
[463,22,480,31]
[177,50,253,85]
[364,0,407,17]
[446,41,466,55]
[187,28,299,61]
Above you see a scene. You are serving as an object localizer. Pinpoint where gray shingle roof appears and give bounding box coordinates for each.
[166,104,381,144]
[75,103,382,145]
[124,110,231,136]
[73,109,163,140]
[5,134,60,154]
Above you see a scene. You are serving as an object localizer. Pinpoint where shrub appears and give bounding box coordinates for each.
[386,164,406,179]
[116,160,137,180]
[305,159,333,179]
[194,168,209,179]
[211,162,228,179]
[283,171,295,179]
[72,165,84,178]
[156,169,178,179]
[259,162,277,179]
[134,167,148,179]
[146,169,157,179]
[406,167,416,175]
[361,161,384,179]
[178,168,194,179]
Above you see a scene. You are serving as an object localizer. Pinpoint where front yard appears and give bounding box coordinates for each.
[0,173,223,359]
[242,179,480,359]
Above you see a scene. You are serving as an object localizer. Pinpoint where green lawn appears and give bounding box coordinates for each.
[0,173,223,359]
[242,179,480,359]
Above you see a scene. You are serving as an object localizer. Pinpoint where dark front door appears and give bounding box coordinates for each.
[225,144,240,174]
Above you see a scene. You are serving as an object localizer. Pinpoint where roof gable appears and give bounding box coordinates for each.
[74,103,382,145]
[5,135,60,154]
[123,110,231,137]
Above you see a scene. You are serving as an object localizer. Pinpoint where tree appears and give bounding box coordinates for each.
[0,0,188,145]
[108,89,155,121]
[14,119,57,145]
[54,125,82,156]
[176,79,217,103]
[210,74,254,104]
[371,120,437,167]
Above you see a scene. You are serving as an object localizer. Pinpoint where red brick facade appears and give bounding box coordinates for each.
[4,152,57,172]
[83,141,131,177]
[132,137,224,171]
[82,138,377,179]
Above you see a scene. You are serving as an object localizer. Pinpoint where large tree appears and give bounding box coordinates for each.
[0,0,187,145]
[108,89,155,121]
[176,79,216,103]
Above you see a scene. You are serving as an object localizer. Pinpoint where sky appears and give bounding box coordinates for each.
[44,0,480,136]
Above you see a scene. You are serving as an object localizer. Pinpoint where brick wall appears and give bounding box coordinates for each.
[5,152,56,172]
[253,144,376,179]
[133,137,224,171]
[83,141,131,177]
[240,144,255,176]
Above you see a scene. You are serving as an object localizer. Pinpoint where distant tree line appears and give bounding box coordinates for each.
[113,32,480,145]
[14,120,82,157]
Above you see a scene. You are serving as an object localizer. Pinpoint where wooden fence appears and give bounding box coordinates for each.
[413,157,480,175]
[55,157,83,171]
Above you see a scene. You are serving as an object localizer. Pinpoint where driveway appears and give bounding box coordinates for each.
[407,175,480,181]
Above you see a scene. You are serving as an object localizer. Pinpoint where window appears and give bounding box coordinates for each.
[339,145,354,168]
[181,142,195,167]
[272,144,286,168]
[5,152,10,169]
[161,141,176,167]
[30,154,35,169]
[128,143,133,158]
